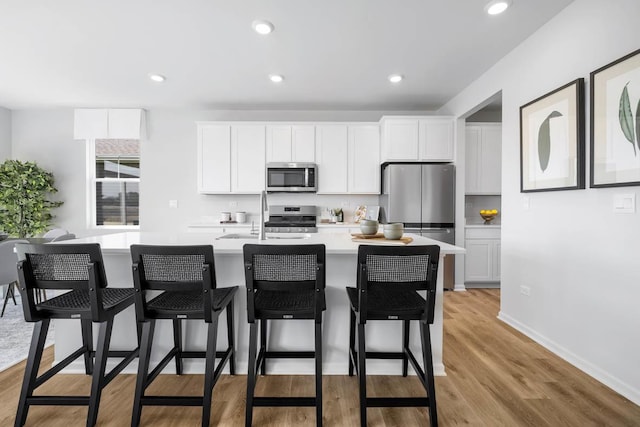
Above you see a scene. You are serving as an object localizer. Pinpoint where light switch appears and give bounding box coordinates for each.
[169,200,178,209]
[613,193,635,214]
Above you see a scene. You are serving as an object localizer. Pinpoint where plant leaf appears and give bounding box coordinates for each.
[538,110,562,172]
[619,82,636,155]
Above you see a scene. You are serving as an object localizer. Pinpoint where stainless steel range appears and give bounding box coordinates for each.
[264,205,317,233]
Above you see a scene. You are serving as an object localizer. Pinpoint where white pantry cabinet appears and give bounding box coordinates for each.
[197,123,265,194]
[465,123,501,195]
[380,116,454,162]
[464,227,501,283]
[266,125,315,163]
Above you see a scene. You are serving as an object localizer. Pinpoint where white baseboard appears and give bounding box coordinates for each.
[453,283,467,292]
[55,359,447,377]
[498,311,640,406]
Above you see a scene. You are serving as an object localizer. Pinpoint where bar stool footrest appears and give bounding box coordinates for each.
[26,396,91,406]
[367,397,430,407]
[254,397,317,407]
[141,396,204,406]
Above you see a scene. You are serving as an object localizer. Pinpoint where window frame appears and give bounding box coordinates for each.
[87,138,141,230]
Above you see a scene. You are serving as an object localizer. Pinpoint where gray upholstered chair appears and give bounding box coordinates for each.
[0,239,29,317]
[42,228,69,240]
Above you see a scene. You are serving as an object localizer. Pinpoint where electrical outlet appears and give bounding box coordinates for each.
[341,202,350,208]
[520,285,531,296]
[522,196,530,211]
[465,202,472,209]
[229,201,238,208]
[168,200,178,209]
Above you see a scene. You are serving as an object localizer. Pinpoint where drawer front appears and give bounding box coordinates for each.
[465,228,501,239]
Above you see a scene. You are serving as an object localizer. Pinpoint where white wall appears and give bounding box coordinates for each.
[0,107,11,160]
[11,108,431,236]
[440,0,640,404]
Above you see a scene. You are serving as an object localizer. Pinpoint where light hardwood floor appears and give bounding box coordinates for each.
[1,289,638,426]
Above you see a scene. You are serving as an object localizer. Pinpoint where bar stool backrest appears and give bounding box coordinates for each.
[357,245,440,323]
[15,243,109,321]
[243,244,326,322]
[130,244,217,321]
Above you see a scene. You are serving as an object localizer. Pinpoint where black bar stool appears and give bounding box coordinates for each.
[14,243,139,427]
[242,244,326,427]
[347,244,441,427]
[130,244,238,427]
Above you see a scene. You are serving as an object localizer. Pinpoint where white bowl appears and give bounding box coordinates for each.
[383,223,403,239]
[359,220,379,235]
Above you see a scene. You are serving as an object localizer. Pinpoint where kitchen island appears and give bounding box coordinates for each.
[54,232,464,376]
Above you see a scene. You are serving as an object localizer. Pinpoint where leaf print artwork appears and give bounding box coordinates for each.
[619,82,636,155]
[537,110,563,172]
[636,98,640,152]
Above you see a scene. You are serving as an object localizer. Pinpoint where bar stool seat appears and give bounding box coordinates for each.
[146,287,236,312]
[37,288,133,312]
[346,287,426,314]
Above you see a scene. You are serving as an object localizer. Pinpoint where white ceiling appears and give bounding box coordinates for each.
[0,0,574,111]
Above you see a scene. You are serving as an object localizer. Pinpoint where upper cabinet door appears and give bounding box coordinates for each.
[382,119,419,161]
[291,125,316,162]
[348,125,380,194]
[198,124,231,193]
[232,125,266,193]
[316,125,348,193]
[480,124,501,194]
[465,126,481,194]
[266,125,292,163]
[419,118,454,161]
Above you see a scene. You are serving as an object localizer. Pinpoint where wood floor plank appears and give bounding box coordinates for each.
[1,289,639,426]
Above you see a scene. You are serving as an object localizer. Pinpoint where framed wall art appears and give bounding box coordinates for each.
[590,48,640,188]
[520,78,585,192]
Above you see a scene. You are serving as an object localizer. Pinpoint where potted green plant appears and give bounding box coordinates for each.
[0,160,63,238]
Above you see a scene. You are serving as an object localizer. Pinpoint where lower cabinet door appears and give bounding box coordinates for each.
[464,239,493,282]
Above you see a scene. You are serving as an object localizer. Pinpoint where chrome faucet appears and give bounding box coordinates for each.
[258,190,268,241]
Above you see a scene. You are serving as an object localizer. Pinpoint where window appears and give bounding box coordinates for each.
[90,139,140,227]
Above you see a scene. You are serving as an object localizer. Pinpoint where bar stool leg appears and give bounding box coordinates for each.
[348,309,356,376]
[245,321,258,427]
[402,320,410,377]
[226,298,236,375]
[81,319,94,374]
[87,320,114,427]
[15,319,50,427]
[1,282,16,317]
[202,316,219,427]
[357,323,367,427]
[173,319,183,375]
[259,319,267,375]
[132,320,155,427]
[420,321,438,427]
[315,321,323,427]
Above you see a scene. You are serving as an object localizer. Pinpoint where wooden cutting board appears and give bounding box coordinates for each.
[350,233,413,245]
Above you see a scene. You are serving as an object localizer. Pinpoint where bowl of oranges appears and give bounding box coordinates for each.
[479,209,498,223]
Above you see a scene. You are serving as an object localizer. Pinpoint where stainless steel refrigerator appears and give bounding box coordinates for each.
[379,162,455,288]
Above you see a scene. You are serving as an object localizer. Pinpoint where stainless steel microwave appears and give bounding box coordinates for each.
[266,162,317,192]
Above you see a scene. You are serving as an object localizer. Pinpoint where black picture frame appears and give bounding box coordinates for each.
[520,78,585,193]
[590,48,640,188]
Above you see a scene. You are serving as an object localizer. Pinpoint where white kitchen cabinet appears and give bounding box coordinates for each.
[348,125,380,194]
[198,124,231,193]
[380,116,454,162]
[419,118,454,161]
[465,123,501,194]
[74,108,144,140]
[187,224,253,234]
[197,123,265,194]
[232,125,266,193]
[464,227,501,283]
[266,125,315,163]
[315,125,348,193]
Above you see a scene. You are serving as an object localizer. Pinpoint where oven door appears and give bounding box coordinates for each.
[266,163,316,192]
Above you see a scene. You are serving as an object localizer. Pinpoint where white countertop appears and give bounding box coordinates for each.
[69,231,465,256]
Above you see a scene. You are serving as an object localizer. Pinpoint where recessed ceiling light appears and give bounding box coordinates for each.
[485,0,511,15]
[252,20,274,35]
[388,74,403,83]
[148,73,166,83]
[269,74,284,83]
